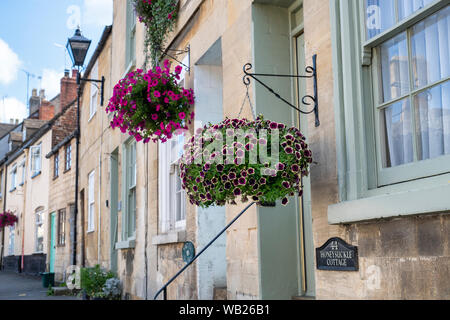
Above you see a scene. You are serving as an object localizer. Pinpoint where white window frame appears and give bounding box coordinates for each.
[10,165,17,191]
[58,208,66,246]
[54,153,59,178]
[122,139,136,241]
[125,0,137,70]
[88,170,95,232]
[65,144,72,171]
[158,134,186,233]
[89,62,98,120]
[30,144,42,177]
[19,160,25,185]
[35,209,44,253]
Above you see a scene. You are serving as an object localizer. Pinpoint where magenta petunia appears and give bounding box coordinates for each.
[175,66,183,74]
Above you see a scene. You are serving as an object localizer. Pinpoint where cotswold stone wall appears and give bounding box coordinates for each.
[303,0,450,299]
[48,139,76,282]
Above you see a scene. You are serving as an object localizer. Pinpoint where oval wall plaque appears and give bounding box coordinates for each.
[315,237,358,271]
[182,241,195,263]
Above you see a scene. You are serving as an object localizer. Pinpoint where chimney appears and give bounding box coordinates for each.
[39,101,55,121]
[29,88,41,119]
[60,69,78,114]
[39,89,45,100]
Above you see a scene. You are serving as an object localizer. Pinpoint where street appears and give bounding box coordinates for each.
[0,271,78,300]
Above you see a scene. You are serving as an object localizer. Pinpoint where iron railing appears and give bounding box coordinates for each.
[154,201,257,300]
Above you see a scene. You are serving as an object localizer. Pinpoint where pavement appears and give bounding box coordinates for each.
[0,271,79,300]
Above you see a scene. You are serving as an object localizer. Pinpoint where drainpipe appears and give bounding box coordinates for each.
[98,81,105,267]
[144,143,148,299]
[0,162,8,270]
[98,155,101,265]
[73,83,81,266]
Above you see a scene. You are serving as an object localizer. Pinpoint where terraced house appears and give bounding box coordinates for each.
[1,0,448,300]
[0,71,78,276]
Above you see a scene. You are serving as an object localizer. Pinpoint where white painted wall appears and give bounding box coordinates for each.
[194,60,227,300]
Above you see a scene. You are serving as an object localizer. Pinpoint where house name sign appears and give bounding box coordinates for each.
[316,237,358,271]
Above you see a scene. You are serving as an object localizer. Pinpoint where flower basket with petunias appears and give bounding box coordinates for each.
[0,211,18,229]
[179,115,313,208]
[132,0,178,66]
[106,60,195,143]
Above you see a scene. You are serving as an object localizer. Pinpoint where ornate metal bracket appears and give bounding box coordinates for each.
[243,54,319,127]
[159,45,191,74]
[77,73,105,106]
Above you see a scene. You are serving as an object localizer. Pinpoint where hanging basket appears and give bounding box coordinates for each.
[180,116,313,208]
[133,0,179,66]
[106,60,195,143]
[0,211,18,229]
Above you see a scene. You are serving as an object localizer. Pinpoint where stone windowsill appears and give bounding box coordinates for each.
[328,182,450,224]
[115,239,136,250]
[152,230,186,246]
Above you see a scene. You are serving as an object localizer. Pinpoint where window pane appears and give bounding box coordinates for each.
[380,32,410,103]
[36,217,44,252]
[411,6,450,89]
[414,81,450,160]
[176,190,182,222]
[398,0,436,21]
[89,203,94,230]
[128,188,136,236]
[366,0,396,39]
[381,99,414,167]
[8,226,14,255]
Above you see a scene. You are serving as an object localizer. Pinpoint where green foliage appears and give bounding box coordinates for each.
[80,265,116,298]
[46,285,55,296]
[133,0,179,67]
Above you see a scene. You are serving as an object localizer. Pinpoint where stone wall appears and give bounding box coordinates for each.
[48,138,76,282]
[303,0,450,300]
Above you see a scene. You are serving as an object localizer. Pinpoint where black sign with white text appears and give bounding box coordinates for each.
[316,237,358,271]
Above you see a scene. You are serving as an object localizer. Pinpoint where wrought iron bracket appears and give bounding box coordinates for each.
[159,45,191,74]
[243,54,319,127]
[77,73,105,106]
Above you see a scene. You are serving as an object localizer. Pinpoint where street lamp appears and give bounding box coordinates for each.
[66,28,91,68]
[66,27,104,267]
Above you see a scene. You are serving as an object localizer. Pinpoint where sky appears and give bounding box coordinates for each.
[0,0,113,124]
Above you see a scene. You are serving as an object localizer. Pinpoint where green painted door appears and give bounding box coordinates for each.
[50,213,56,273]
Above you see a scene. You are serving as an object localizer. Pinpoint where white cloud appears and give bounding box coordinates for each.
[0,38,21,85]
[0,97,27,124]
[41,69,63,100]
[83,0,113,27]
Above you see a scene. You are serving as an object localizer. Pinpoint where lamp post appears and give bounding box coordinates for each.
[66,28,104,267]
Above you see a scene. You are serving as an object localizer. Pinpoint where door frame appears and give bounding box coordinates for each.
[49,212,56,273]
[110,149,119,273]
[289,0,316,297]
